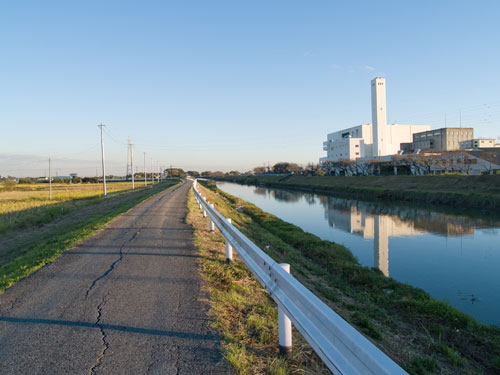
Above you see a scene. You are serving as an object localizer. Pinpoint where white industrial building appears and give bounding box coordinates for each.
[321,78,430,163]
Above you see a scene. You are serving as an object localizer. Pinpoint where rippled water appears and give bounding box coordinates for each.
[216,181,500,326]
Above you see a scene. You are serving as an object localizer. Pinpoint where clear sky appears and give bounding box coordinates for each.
[1,0,500,177]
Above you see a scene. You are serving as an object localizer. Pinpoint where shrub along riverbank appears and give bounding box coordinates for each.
[0,180,181,293]
[212,175,500,211]
[194,180,500,375]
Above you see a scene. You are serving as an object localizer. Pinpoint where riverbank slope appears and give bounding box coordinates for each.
[213,175,500,211]
[195,180,500,374]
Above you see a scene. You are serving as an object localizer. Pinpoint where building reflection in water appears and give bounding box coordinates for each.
[318,197,486,277]
[250,186,496,278]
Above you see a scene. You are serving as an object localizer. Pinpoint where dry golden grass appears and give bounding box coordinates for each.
[0,182,151,234]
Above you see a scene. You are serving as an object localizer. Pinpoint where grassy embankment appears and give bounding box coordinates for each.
[187,187,329,375]
[0,180,180,292]
[215,175,500,211]
[190,180,500,375]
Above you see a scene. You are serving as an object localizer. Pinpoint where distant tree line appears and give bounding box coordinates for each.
[164,168,185,178]
[190,162,325,178]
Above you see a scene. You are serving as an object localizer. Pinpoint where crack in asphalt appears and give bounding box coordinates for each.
[88,297,109,375]
[85,231,140,298]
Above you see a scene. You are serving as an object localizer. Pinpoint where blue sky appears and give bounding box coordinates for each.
[1,1,500,176]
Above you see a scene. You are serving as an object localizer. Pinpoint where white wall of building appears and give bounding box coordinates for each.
[321,78,431,163]
[322,124,372,162]
[386,124,430,156]
[322,123,429,162]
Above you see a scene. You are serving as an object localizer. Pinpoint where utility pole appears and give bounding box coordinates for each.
[126,137,131,180]
[157,161,160,183]
[49,158,52,200]
[151,157,154,185]
[130,140,135,189]
[98,123,107,197]
[144,152,147,187]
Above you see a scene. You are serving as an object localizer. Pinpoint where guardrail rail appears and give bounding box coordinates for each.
[192,179,407,375]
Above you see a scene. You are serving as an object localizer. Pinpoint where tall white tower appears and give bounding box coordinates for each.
[371,77,387,157]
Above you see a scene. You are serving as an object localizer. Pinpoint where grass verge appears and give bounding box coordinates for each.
[0,180,180,293]
[187,188,330,375]
[193,180,500,375]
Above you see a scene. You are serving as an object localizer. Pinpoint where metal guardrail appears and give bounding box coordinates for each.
[192,180,407,375]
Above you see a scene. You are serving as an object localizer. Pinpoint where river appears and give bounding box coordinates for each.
[216,181,500,327]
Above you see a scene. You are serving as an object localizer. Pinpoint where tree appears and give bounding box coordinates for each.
[18,178,33,184]
[2,179,16,191]
[186,171,200,177]
[165,168,185,178]
[272,162,302,174]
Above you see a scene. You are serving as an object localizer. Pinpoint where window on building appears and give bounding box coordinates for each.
[355,152,359,155]
[355,144,359,147]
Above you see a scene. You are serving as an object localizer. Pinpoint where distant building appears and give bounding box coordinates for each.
[321,78,430,163]
[460,138,499,149]
[401,128,474,153]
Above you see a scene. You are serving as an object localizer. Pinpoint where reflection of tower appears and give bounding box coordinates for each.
[374,215,389,277]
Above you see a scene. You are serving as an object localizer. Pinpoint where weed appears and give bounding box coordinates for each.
[437,343,467,367]
[404,355,439,375]
[351,311,382,340]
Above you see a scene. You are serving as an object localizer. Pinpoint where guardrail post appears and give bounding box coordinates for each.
[278,263,292,357]
[225,218,233,264]
[209,204,215,232]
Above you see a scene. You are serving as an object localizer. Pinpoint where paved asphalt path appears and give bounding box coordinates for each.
[0,181,234,374]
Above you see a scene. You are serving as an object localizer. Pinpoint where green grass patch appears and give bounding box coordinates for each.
[404,355,439,375]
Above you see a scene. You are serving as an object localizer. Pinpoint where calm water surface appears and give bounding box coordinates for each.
[216,181,500,326]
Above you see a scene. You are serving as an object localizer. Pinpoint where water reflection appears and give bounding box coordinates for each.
[254,187,318,205]
[217,181,500,325]
[319,196,497,276]
[251,186,497,277]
